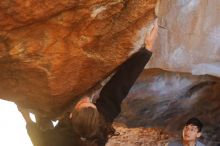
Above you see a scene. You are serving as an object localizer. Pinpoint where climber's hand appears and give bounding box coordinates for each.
[145,19,158,52]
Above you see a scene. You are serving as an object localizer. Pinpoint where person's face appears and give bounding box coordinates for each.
[182,124,202,142]
[74,96,97,110]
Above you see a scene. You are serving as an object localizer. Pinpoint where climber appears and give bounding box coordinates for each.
[18,18,158,146]
[68,19,159,146]
[168,117,205,146]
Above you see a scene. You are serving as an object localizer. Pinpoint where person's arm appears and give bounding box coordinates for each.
[96,48,152,122]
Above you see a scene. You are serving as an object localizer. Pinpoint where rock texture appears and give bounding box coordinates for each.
[148,0,220,77]
[0,0,157,117]
[116,69,220,145]
[106,123,177,146]
[1,1,220,145]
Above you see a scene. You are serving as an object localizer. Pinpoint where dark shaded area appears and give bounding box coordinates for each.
[116,69,220,145]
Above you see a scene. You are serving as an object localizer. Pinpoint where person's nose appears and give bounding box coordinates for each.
[185,129,189,134]
[184,128,191,134]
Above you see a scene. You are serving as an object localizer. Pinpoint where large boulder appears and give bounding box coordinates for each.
[0,0,157,117]
[1,1,220,145]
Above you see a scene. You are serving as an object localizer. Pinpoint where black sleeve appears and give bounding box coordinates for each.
[26,122,46,146]
[26,122,74,146]
[96,48,152,123]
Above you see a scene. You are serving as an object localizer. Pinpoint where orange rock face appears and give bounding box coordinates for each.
[0,0,157,117]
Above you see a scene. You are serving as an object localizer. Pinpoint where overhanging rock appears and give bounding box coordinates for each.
[0,0,157,117]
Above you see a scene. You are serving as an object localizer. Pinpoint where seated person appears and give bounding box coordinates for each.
[168,117,205,146]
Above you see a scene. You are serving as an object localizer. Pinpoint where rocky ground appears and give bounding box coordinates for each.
[107,123,178,146]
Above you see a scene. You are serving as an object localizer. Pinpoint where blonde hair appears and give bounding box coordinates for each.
[70,107,116,145]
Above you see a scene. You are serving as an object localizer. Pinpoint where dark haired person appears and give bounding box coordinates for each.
[168,117,205,146]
